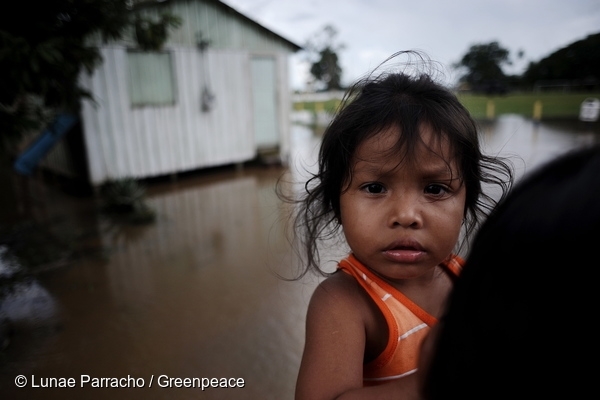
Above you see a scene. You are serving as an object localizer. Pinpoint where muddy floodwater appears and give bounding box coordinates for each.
[1,115,599,399]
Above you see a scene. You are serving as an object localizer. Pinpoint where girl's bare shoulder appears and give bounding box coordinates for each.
[313,270,365,301]
[307,270,375,323]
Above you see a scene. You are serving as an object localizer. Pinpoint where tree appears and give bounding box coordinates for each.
[134,11,182,52]
[0,0,180,152]
[521,32,600,90]
[454,41,511,94]
[304,25,344,91]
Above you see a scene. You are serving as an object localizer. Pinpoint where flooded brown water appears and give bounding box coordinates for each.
[0,115,598,399]
[0,162,320,399]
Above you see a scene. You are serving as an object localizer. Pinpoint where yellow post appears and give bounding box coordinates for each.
[533,100,543,121]
[486,100,495,120]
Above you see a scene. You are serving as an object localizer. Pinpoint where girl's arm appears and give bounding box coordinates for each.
[295,275,366,399]
[295,274,423,400]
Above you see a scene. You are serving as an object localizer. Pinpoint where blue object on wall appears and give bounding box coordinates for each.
[13,113,78,176]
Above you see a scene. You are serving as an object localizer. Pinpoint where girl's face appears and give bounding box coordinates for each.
[339,125,466,283]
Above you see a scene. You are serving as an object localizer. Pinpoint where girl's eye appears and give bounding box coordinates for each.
[425,184,449,196]
[362,183,386,194]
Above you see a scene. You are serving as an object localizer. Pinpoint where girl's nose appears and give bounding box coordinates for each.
[388,192,423,228]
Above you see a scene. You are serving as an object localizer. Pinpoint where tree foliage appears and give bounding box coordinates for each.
[521,33,600,88]
[134,12,182,52]
[0,1,131,112]
[0,0,180,151]
[304,25,344,91]
[454,41,511,94]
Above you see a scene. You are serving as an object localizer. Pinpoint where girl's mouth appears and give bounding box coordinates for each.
[383,240,425,263]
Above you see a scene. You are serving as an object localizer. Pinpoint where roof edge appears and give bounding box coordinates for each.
[133,0,303,51]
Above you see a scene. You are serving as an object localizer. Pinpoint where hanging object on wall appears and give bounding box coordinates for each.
[201,86,215,112]
[196,31,211,52]
[196,31,215,112]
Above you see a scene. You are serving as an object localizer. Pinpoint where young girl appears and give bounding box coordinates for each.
[285,52,513,400]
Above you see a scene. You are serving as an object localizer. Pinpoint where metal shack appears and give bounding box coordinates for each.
[41,0,301,186]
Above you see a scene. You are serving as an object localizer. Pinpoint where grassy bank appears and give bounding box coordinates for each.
[293,98,342,114]
[293,91,600,121]
[457,92,600,120]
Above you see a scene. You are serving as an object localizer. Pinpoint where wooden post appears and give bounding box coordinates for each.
[486,100,495,120]
[533,100,543,122]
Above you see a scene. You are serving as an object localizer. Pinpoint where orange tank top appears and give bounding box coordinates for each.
[337,253,463,385]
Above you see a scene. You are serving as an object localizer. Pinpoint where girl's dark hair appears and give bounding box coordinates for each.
[279,51,513,279]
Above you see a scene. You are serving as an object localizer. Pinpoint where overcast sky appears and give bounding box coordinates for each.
[221,0,600,90]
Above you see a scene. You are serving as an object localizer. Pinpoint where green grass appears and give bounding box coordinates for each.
[293,92,600,121]
[457,92,600,120]
[294,99,342,113]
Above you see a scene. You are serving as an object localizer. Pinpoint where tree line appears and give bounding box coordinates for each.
[454,33,600,94]
[306,26,600,95]
[1,2,598,150]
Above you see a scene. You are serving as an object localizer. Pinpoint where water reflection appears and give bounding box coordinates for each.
[479,115,599,179]
[1,166,317,400]
[0,114,598,399]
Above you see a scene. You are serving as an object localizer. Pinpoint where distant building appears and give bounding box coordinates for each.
[40,0,301,186]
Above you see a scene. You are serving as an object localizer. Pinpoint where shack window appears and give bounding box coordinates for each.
[127,51,176,106]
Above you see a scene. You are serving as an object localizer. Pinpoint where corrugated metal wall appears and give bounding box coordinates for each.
[62,0,298,185]
[80,47,261,184]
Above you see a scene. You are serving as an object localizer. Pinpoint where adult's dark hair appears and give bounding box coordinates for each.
[424,144,600,398]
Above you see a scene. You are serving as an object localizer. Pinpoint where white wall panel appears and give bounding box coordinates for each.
[80,46,260,185]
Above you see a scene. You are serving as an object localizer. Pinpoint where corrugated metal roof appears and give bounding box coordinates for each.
[133,0,302,51]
